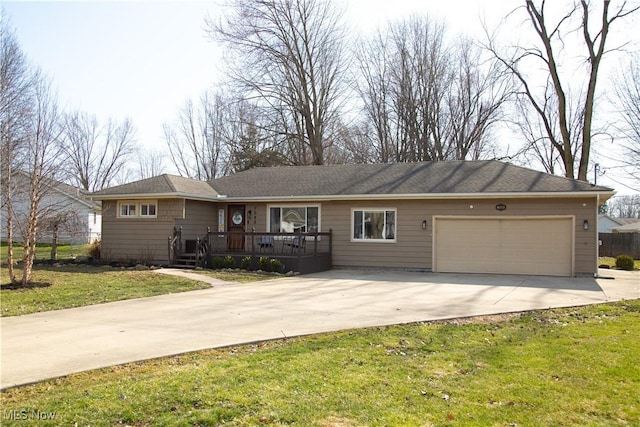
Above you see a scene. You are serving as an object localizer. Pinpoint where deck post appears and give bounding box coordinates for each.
[313,231,318,254]
[251,228,255,257]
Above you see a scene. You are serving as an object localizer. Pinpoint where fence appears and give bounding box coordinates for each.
[599,233,640,259]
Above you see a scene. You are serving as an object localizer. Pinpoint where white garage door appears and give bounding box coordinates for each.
[434,217,574,276]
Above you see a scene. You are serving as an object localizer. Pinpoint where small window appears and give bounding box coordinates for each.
[140,202,157,218]
[118,200,157,218]
[352,209,396,242]
[119,203,136,217]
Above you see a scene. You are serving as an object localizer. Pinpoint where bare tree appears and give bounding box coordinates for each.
[61,111,137,191]
[353,29,394,163]
[613,55,640,182]
[136,147,167,180]
[225,98,287,171]
[209,0,348,165]
[164,91,231,180]
[608,195,640,218]
[1,15,34,283]
[18,77,65,285]
[485,0,639,181]
[354,16,510,163]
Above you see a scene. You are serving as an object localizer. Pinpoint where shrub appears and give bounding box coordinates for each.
[270,258,284,273]
[241,256,253,270]
[212,256,226,270]
[224,256,235,269]
[615,254,635,271]
[87,239,101,259]
[259,256,272,272]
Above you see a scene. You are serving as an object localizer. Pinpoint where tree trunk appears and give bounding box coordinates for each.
[50,223,58,260]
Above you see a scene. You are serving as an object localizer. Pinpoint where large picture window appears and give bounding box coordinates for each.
[352,209,396,241]
[269,206,319,233]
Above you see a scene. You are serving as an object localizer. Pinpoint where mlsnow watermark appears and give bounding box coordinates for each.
[3,409,57,421]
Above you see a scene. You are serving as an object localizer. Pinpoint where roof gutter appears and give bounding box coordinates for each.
[91,190,615,203]
[212,190,616,203]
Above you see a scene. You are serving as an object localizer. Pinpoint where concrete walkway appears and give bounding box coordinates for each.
[1,269,638,389]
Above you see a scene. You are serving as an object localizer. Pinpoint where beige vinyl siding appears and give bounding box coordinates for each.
[101,199,185,264]
[319,197,598,275]
[176,200,219,240]
[99,196,598,273]
[322,200,431,270]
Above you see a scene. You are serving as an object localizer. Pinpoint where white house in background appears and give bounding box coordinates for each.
[1,172,102,245]
[598,215,640,233]
[598,215,624,233]
[612,222,640,233]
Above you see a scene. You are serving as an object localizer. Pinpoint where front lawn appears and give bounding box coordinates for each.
[1,300,638,426]
[0,266,212,317]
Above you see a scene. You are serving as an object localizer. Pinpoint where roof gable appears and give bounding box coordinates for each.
[92,174,219,199]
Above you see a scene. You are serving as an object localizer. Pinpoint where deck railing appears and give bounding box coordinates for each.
[167,227,182,265]
[169,228,332,273]
[206,229,331,256]
[206,228,332,273]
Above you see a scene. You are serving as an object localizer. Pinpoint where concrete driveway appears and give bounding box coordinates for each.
[1,269,638,389]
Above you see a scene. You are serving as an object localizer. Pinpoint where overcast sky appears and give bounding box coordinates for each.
[3,1,638,194]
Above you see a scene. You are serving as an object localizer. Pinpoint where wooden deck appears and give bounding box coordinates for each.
[170,229,332,274]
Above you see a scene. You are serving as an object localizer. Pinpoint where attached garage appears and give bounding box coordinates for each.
[433,216,574,276]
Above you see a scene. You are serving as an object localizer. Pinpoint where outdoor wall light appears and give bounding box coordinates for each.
[583,220,589,230]
[422,220,427,229]
[496,203,507,211]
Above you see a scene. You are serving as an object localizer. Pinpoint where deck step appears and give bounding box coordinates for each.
[170,253,200,269]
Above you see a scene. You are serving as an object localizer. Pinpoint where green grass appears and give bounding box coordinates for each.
[1,300,638,426]
[194,269,285,283]
[0,266,212,317]
[1,243,89,263]
[599,256,640,270]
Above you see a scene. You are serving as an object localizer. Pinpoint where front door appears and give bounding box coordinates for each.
[227,205,245,250]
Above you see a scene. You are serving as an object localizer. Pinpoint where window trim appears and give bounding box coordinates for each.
[266,204,321,234]
[117,200,157,219]
[351,207,397,243]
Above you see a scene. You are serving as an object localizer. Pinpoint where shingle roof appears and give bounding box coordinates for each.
[209,160,613,198]
[92,174,219,198]
[92,161,614,200]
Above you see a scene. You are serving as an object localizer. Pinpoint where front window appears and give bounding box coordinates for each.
[269,206,319,233]
[353,209,396,241]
